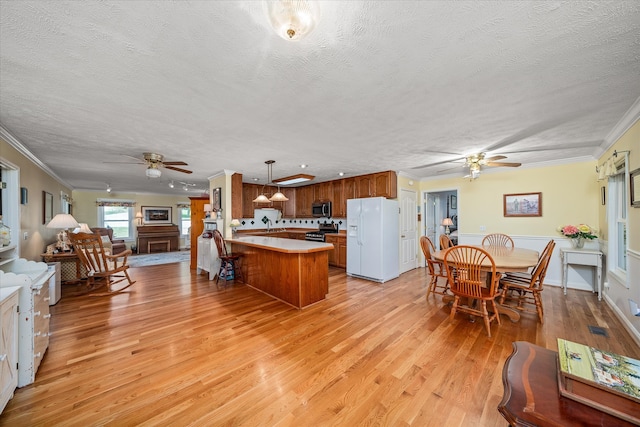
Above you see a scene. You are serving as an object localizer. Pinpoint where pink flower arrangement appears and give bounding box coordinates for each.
[558,224,598,240]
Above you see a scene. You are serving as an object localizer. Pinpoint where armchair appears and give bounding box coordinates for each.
[91,227,127,254]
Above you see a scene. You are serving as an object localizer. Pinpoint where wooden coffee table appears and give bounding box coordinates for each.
[498,341,637,426]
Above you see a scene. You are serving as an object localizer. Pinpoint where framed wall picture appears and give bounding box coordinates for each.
[20,187,28,205]
[449,195,457,210]
[631,168,640,208]
[42,191,53,224]
[503,192,542,217]
[212,187,222,211]
[141,206,172,224]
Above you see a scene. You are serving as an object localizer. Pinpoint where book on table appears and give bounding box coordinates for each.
[557,338,640,424]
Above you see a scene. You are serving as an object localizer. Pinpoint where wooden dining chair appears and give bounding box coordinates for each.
[439,234,454,250]
[482,233,514,247]
[499,240,555,323]
[212,229,243,286]
[68,231,136,294]
[443,245,501,337]
[420,236,449,298]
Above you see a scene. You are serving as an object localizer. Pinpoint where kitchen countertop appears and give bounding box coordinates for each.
[228,236,333,254]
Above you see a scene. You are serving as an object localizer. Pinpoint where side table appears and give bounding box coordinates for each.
[560,248,603,300]
[499,341,636,426]
[41,252,84,284]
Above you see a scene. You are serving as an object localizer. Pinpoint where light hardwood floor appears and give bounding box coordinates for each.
[1,262,638,426]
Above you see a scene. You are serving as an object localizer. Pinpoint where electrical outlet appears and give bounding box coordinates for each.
[479,225,486,232]
[23,231,28,240]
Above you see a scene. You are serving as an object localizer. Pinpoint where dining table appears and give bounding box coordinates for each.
[431,245,540,322]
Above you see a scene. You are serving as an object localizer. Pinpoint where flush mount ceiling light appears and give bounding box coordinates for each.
[272,173,315,185]
[264,0,320,41]
[145,164,161,178]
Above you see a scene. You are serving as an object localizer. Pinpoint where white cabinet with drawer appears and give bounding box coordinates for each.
[0,286,20,413]
[0,259,54,387]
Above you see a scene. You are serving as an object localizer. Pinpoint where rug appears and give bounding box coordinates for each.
[128,250,190,268]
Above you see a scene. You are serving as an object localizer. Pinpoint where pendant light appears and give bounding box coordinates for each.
[253,160,289,203]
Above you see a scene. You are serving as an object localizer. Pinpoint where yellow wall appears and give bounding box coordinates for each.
[419,161,599,237]
[71,190,192,228]
[597,119,639,251]
[1,138,73,261]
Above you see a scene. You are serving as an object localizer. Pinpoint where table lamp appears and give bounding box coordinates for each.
[47,213,80,251]
[441,218,453,235]
[204,203,213,219]
[229,219,241,237]
[73,223,92,234]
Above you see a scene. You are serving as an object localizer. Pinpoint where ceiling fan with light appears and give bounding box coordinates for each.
[461,153,521,179]
[105,152,192,178]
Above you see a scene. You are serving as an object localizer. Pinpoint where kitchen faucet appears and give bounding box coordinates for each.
[267,219,273,233]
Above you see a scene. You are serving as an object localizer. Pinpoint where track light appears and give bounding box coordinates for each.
[106,184,112,193]
[168,180,175,188]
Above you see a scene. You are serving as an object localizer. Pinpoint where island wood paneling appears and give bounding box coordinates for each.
[231,242,329,308]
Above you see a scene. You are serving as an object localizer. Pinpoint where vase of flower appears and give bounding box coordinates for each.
[559,224,598,249]
[571,237,585,249]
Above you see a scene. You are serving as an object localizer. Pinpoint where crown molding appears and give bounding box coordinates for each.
[603,95,640,149]
[0,123,74,189]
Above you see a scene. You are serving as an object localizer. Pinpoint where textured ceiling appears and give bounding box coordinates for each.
[1,1,639,196]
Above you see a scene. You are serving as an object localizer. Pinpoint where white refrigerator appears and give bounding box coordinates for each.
[347,197,399,283]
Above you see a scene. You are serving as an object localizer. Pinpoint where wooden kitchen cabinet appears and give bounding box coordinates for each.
[314,181,332,201]
[270,187,296,218]
[189,196,210,269]
[231,173,243,219]
[373,171,397,198]
[295,185,314,217]
[325,234,347,268]
[355,174,373,198]
[332,180,346,217]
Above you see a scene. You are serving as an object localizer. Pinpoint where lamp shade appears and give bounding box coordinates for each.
[253,194,270,203]
[73,223,92,233]
[46,213,80,229]
[203,204,212,212]
[269,191,289,202]
[135,212,143,219]
[146,166,161,178]
[229,219,241,227]
[441,218,454,226]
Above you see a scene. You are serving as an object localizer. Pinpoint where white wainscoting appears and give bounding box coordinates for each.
[457,233,601,293]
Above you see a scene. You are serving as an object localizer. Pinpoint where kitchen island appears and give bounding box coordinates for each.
[228,236,333,309]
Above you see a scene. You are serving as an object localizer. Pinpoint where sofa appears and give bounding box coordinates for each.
[91,227,127,254]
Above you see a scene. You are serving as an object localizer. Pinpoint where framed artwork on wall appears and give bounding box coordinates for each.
[141,206,172,224]
[449,195,457,209]
[212,187,222,211]
[631,168,640,208]
[503,192,542,217]
[42,191,53,224]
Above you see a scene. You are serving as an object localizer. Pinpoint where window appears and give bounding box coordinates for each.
[97,200,135,240]
[607,163,628,281]
[179,206,191,236]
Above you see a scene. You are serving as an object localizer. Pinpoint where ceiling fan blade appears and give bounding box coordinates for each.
[165,166,193,174]
[486,161,521,167]
[484,155,507,162]
[103,160,145,164]
[438,164,467,173]
[163,161,188,166]
[412,156,466,170]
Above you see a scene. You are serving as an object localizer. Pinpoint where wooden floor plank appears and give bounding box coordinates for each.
[1,262,638,426]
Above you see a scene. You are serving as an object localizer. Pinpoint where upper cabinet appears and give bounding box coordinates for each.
[314,181,332,202]
[235,171,397,219]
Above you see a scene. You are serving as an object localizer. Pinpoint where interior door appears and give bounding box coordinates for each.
[425,193,438,257]
[399,188,417,273]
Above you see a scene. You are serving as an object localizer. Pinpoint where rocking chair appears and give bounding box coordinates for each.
[69,231,136,294]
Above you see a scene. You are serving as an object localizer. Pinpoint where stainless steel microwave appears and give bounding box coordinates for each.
[312,201,332,218]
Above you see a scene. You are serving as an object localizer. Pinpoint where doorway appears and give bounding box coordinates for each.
[424,189,458,252]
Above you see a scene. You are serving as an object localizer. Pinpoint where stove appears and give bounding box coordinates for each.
[305,223,338,242]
